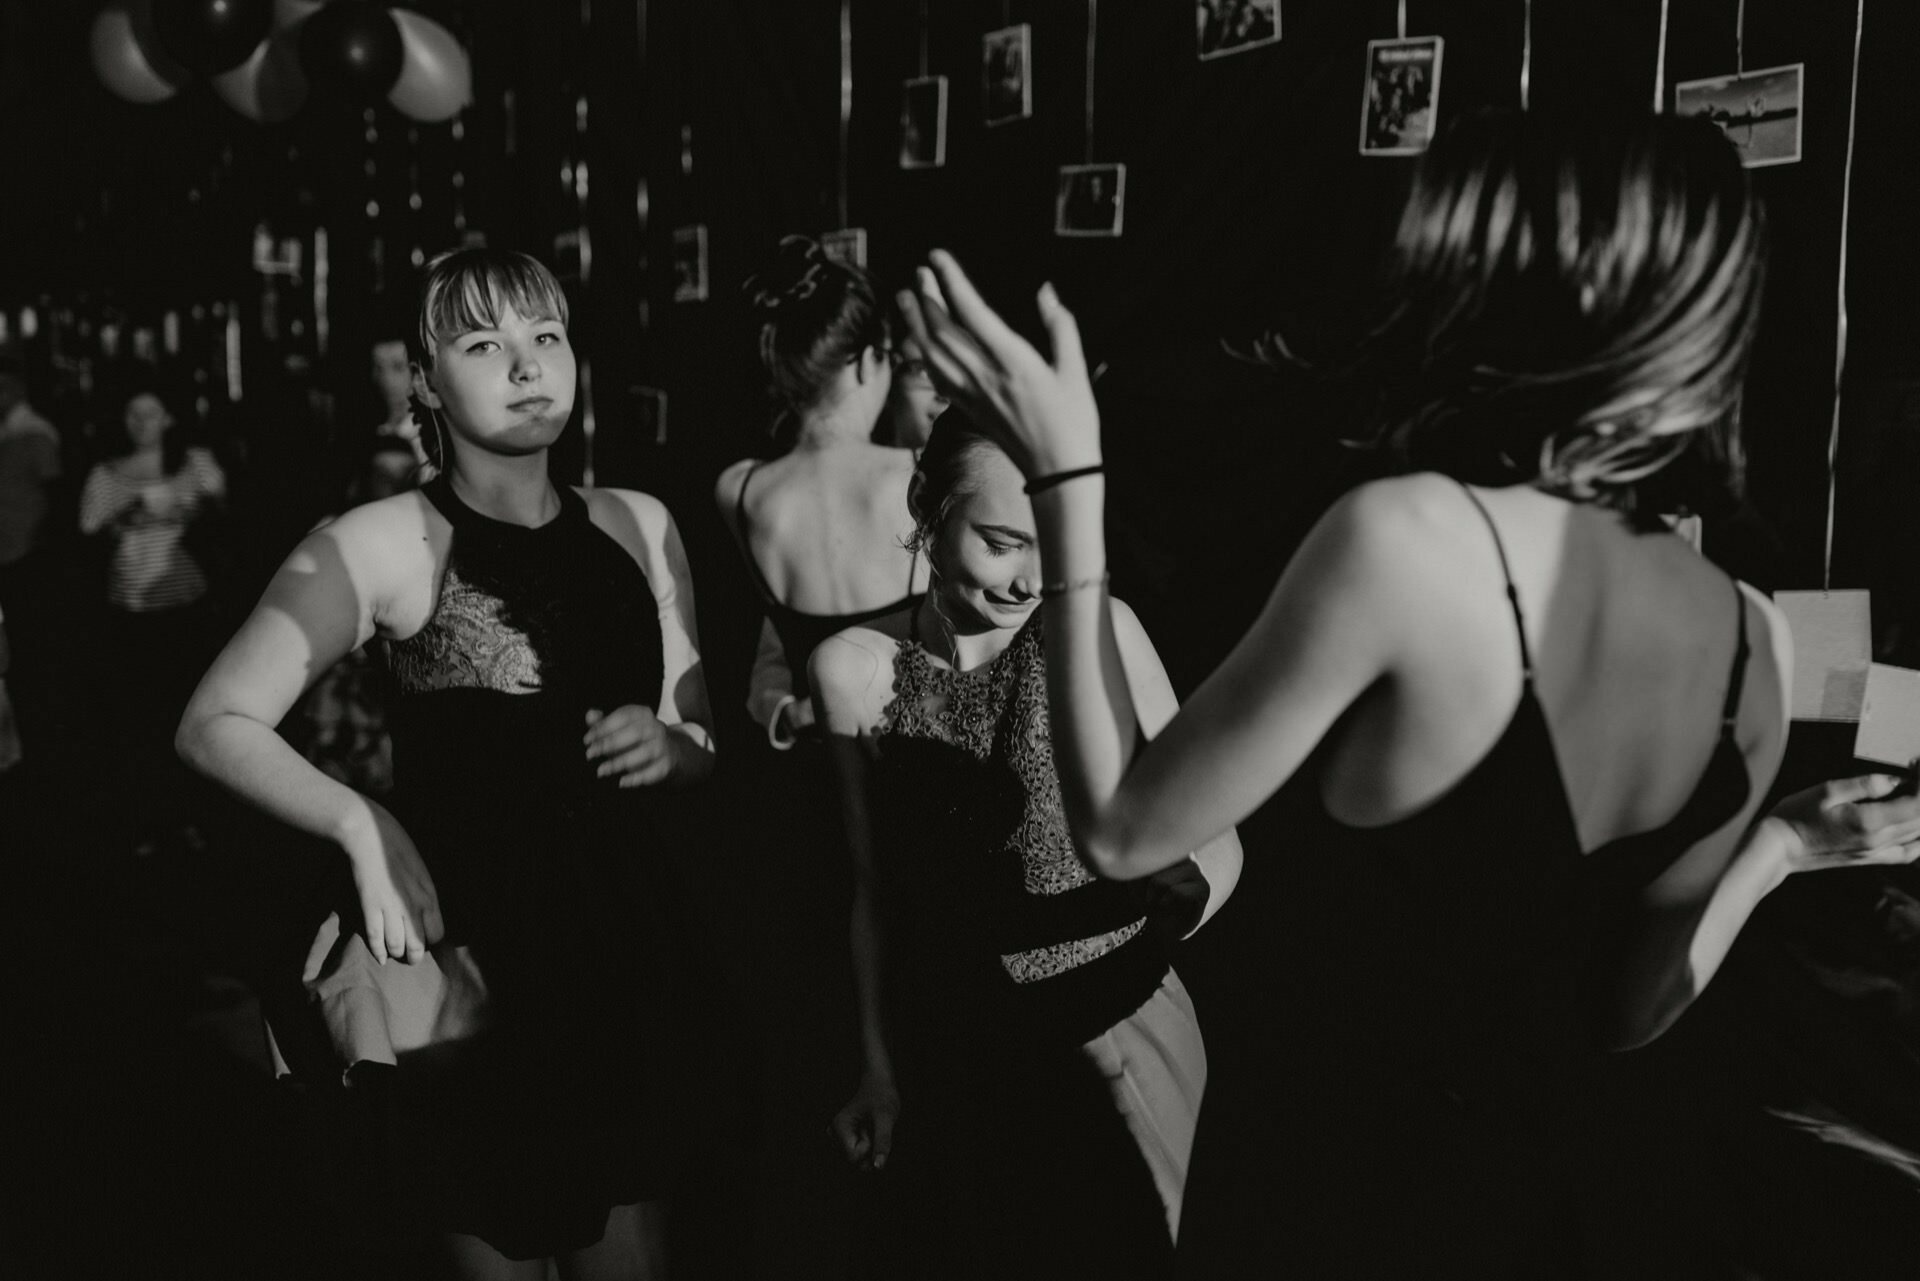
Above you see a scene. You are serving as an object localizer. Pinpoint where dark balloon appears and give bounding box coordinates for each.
[298,2,404,97]
[151,0,274,76]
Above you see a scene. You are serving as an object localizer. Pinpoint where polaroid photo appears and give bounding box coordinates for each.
[672,225,708,303]
[983,24,1033,127]
[1055,163,1127,239]
[1360,36,1444,156]
[1197,0,1281,61]
[1774,588,1871,722]
[900,76,949,170]
[1673,63,1804,168]
[819,227,868,270]
[631,384,669,445]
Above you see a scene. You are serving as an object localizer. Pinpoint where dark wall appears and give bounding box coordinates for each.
[4,0,1917,697]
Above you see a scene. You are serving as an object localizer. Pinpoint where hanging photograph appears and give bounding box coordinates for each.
[1360,36,1444,156]
[900,76,949,169]
[630,384,669,445]
[1673,64,1804,168]
[1197,0,1281,61]
[1055,163,1127,239]
[819,227,869,269]
[983,23,1033,127]
[672,225,708,303]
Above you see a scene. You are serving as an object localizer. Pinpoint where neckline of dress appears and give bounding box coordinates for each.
[435,475,576,534]
[904,608,1033,680]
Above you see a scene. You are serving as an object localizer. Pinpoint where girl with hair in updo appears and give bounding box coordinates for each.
[179,246,713,1279]
[810,406,1242,1278]
[900,108,1920,1272]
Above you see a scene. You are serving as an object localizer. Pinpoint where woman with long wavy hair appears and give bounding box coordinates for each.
[901,109,1920,1274]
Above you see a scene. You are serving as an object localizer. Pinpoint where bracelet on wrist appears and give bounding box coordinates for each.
[766,695,799,752]
[1024,463,1105,496]
[1040,570,1110,600]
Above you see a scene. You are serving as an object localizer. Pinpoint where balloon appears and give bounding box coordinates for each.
[212,24,308,122]
[91,4,186,104]
[387,9,470,123]
[272,0,326,29]
[152,0,274,76]
[298,2,403,97]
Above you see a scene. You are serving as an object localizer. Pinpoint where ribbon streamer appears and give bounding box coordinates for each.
[838,0,853,228]
[1653,0,1670,111]
[1736,0,1746,73]
[1397,0,1407,40]
[1084,0,1097,162]
[1824,0,1866,591]
[1519,0,1532,110]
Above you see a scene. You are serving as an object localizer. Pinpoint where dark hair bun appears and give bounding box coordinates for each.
[745,235,834,316]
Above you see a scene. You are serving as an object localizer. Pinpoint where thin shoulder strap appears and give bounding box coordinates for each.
[1719,577,1751,735]
[1454,481,1535,681]
[733,460,762,528]
[729,462,781,605]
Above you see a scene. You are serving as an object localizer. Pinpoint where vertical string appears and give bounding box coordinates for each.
[1084,0,1097,163]
[918,0,929,77]
[1002,0,1011,28]
[1653,0,1670,111]
[1397,0,1407,40]
[1735,0,1745,72]
[1823,0,1866,591]
[1519,0,1533,110]
[838,0,853,228]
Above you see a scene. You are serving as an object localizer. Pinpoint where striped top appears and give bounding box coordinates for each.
[79,448,226,612]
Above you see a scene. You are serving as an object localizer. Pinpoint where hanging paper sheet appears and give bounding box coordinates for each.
[1854,663,1920,767]
[1774,589,1871,722]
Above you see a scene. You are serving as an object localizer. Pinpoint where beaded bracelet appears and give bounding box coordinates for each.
[1040,570,1110,599]
[1024,463,1105,496]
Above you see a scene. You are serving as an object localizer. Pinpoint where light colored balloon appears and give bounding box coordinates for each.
[91,4,183,104]
[273,0,326,30]
[387,8,470,124]
[212,25,308,122]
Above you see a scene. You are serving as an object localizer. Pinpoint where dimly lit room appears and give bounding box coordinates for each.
[4,1,1917,1277]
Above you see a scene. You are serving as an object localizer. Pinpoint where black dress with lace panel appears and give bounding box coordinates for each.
[377,476,675,1259]
[866,616,1178,1279]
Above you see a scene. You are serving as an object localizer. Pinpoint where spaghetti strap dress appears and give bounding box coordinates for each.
[1179,483,1754,1278]
[369,476,678,1259]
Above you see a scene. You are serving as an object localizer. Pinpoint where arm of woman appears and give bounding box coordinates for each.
[1601,589,1920,1048]
[903,252,1398,880]
[813,633,901,1171]
[1109,598,1242,934]
[174,501,443,964]
[77,464,139,536]
[586,490,717,788]
[185,447,228,505]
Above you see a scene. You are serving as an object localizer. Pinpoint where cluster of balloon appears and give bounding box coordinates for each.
[90,0,470,125]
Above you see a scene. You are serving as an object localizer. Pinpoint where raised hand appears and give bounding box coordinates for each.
[344,798,444,965]
[896,250,1102,479]
[1765,772,1920,874]
[585,704,676,788]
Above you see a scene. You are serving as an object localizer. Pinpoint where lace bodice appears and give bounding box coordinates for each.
[878,617,1145,985]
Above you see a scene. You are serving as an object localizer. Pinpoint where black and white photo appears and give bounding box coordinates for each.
[1055,163,1127,238]
[983,23,1032,126]
[672,223,708,301]
[1197,0,1280,61]
[900,75,948,169]
[1674,63,1805,168]
[818,226,868,269]
[1360,36,1443,156]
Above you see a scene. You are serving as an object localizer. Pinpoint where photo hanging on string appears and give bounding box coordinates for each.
[819,228,869,269]
[629,384,669,445]
[672,226,708,303]
[1360,36,1444,156]
[1055,163,1126,239]
[983,24,1033,127]
[901,76,949,169]
[1197,0,1281,61]
[1673,64,1804,168]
